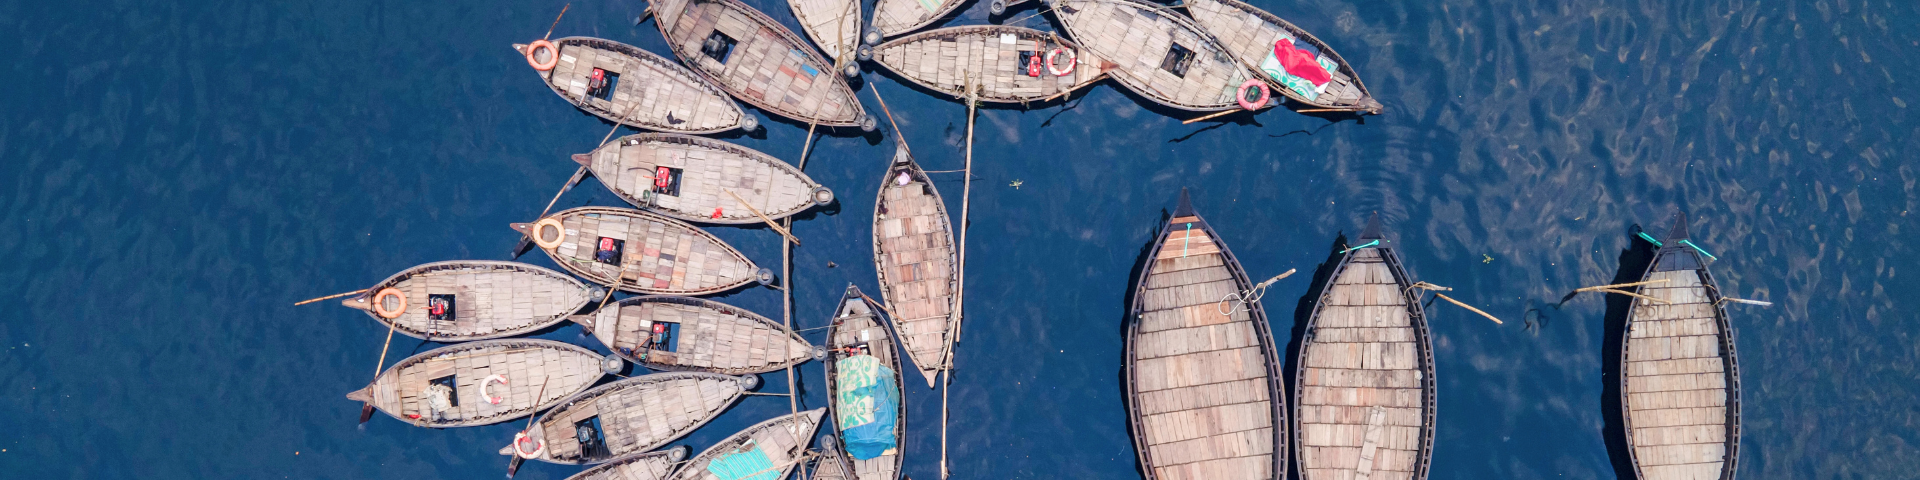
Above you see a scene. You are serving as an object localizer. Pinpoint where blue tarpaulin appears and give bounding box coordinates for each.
[835,356,899,460]
[706,441,777,480]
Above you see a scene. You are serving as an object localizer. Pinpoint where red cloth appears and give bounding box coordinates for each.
[1273,39,1332,86]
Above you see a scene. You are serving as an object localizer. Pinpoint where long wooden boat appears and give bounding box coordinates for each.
[1621,212,1742,480]
[502,372,753,466]
[651,0,873,129]
[346,339,609,428]
[1046,0,1259,111]
[574,133,834,225]
[1294,214,1437,480]
[565,447,691,480]
[339,261,598,342]
[512,206,769,296]
[871,144,958,388]
[871,25,1111,103]
[869,0,966,39]
[787,0,863,61]
[1181,0,1382,113]
[823,286,906,479]
[514,37,753,134]
[1124,190,1286,480]
[672,409,828,480]
[574,295,821,375]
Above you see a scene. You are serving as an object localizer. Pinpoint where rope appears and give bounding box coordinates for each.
[1679,239,1718,261]
[1635,231,1663,247]
[1217,269,1296,315]
[1340,239,1379,254]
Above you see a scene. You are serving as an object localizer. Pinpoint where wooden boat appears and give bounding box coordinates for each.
[871,144,958,387]
[871,26,1112,103]
[822,286,905,479]
[787,0,863,61]
[573,295,821,375]
[806,441,857,480]
[672,409,828,480]
[1046,0,1260,111]
[503,372,752,467]
[1621,212,1742,480]
[339,261,598,342]
[564,447,691,480]
[513,37,754,134]
[1294,214,1436,480]
[346,339,610,428]
[573,133,834,225]
[869,0,966,40]
[651,0,873,129]
[1124,190,1286,480]
[1181,0,1382,113]
[512,206,770,296]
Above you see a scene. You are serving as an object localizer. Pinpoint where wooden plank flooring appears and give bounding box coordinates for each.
[1129,216,1282,480]
[537,37,746,134]
[590,297,815,375]
[1297,248,1430,480]
[567,450,682,480]
[528,373,749,464]
[586,133,822,225]
[539,207,760,295]
[653,0,864,126]
[787,0,862,60]
[870,0,965,37]
[826,292,905,479]
[1051,0,1256,111]
[873,25,1110,103]
[1624,268,1735,480]
[1179,0,1370,108]
[367,339,603,428]
[675,409,828,480]
[872,148,957,387]
[353,261,593,341]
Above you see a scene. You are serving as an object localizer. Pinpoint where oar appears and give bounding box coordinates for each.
[505,376,553,478]
[359,308,404,424]
[543,4,569,41]
[294,289,367,306]
[725,189,801,245]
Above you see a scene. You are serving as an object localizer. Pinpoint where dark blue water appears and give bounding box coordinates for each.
[3,0,1915,477]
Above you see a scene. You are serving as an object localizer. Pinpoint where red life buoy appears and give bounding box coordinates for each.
[482,374,510,405]
[526,40,559,71]
[1236,79,1270,111]
[513,431,546,458]
[372,288,407,319]
[1046,48,1077,77]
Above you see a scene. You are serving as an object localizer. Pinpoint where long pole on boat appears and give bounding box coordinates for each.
[941,74,981,480]
[779,118,820,480]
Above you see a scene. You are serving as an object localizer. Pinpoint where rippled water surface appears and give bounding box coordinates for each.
[2,0,1916,477]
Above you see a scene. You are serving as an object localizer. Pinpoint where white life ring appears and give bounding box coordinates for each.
[512,431,546,458]
[482,374,509,404]
[1046,47,1077,76]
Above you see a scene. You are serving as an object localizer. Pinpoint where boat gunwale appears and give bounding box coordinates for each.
[1617,215,1743,480]
[654,0,866,127]
[1050,0,1259,112]
[360,260,595,342]
[1178,0,1379,111]
[371,338,604,428]
[536,206,761,296]
[872,25,1100,104]
[869,148,960,385]
[1122,198,1288,480]
[673,408,828,480]
[564,449,686,480]
[538,36,747,134]
[1291,228,1439,480]
[601,295,815,375]
[871,0,970,39]
[822,286,908,480]
[787,0,865,60]
[589,132,827,224]
[529,371,751,465]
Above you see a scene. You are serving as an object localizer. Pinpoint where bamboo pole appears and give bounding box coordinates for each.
[1040,72,1107,102]
[1182,108,1242,124]
[1432,293,1504,324]
[543,4,570,40]
[359,309,404,423]
[725,189,801,245]
[780,120,820,480]
[939,75,984,480]
[1574,279,1670,293]
[1595,288,1667,303]
[1296,108,1360,113]
[295,289,367,306]
[870,87,911,158]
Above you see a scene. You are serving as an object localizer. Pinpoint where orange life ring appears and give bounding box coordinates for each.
[1236,79,1270,111]
[526,39,559,71]
[530,218,566,249]
[372,288,407,319]
[513,431,546,458]
[482,374,510,404]
[1046,47,1077,76]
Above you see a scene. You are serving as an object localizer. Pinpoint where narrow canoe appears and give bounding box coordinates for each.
[512,206,769,296]
[787,0,863,60]
[871,144,958,388]
[870,0,966,39]
[514,37,752,134]
[574,295,820,375]
[1294,214,1437,480]
[872,25,1111,103]
[340,261,597,342]
[652,0,871,128]
[1125,190,1286,480]
[672,409,829,480]
[1047,0,1260,111]
[1621,212,1742,480]
[502,372,753,465]
[573,133,834,224]
[565,448,691,480]
[823,286,906,479]
[1181,0,1382,113]
[345,339,608,428]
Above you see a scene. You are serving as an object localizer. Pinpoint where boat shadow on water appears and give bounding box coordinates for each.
[1116,207,1169,480]
[1597,223,1659,480]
